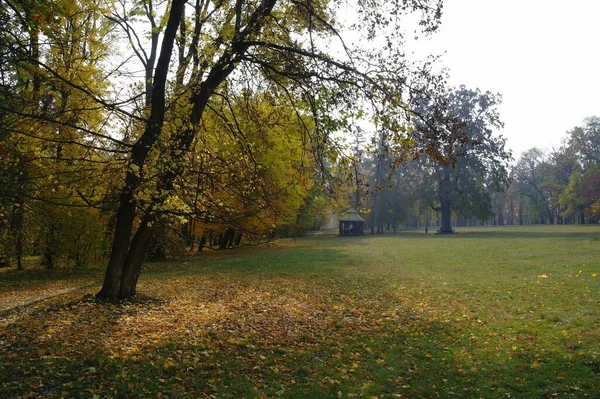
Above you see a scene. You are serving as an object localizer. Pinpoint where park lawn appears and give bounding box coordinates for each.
[0,225,599,398]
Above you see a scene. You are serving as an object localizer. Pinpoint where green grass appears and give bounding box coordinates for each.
[1,225,599,398]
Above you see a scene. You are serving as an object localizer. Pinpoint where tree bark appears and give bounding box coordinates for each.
[547,208,554,225]
[234,232,243,246]
[438,167,454,234]
[97,0,186,300]
[10,203,24,270]
[120,216,154,298]
[439,193,453,233]
[98,0,278,299]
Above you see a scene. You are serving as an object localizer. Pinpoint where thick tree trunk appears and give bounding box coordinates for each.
[234,232,243,246]
[438,168,454,234]
[120,217,154,298]
[219,228,235,249]
[97,196,137,298]
[198,236,206,252]
[98,0,279,300]
[97,0,186,300]
[439,193,453,233]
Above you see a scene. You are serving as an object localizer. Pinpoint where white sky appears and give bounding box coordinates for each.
[409,0,600,159]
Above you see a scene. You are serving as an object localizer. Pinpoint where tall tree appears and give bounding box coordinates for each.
[412,86,511,233]
[0,0,114,268]
[96,0,444,299]
[569,116,600,166]
[512,148,556,224]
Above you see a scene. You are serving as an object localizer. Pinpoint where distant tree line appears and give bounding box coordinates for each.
[500,116,600,225]
[355,112,600,231]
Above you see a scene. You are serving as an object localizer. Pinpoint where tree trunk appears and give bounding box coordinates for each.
[10,203,24,270]
[97,0,278,299]
[439,193,453,233]
[96,196,137,298]
[97,0,186,300]
[519,203,524,225]
[41,222,58,269]
[219,228,235,249]
[120,217,154,298]
[438,168,454,234]
[226,229,236,248]
[234,232,243,246]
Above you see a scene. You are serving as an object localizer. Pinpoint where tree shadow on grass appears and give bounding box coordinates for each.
[2,230,599,398]
[0,280,457,397]
[145,245,357,278]
[1,268,598,398]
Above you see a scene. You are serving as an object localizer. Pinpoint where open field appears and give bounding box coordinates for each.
[1,225,599,398]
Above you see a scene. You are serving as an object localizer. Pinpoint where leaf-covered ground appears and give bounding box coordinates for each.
[1,225,599,398]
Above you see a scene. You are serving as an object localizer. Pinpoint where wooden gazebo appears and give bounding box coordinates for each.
[338,208,366,236]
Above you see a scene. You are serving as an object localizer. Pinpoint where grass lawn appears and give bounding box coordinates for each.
[1,225,599,398]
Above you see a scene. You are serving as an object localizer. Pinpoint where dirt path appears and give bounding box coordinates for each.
[0,281,100,325]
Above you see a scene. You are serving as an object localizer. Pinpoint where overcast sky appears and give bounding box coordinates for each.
[409,0,600,160]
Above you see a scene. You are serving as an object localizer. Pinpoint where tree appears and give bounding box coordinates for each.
[569,116,600,166]
[175,90,320,246]
[512,148,556,224]
[0,0,41,268]
[411,86,511,233]
[555,117,600,223]
[94,0,444,299]
[0,0,110,267]
[0,0,115,269]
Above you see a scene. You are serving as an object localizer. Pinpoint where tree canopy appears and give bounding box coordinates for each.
[1,0,448,298]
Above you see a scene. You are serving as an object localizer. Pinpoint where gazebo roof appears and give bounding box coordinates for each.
[339,208,366,222]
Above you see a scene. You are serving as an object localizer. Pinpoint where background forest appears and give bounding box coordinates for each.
[0,0,598,285]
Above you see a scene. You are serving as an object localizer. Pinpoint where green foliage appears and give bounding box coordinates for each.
[560,168,587,220]
[508,116,600,225]
[365,86,511,230]
[288,188,333,235]
[569,116,600,165]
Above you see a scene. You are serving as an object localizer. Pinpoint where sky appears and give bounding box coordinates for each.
[409,0,600,159]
